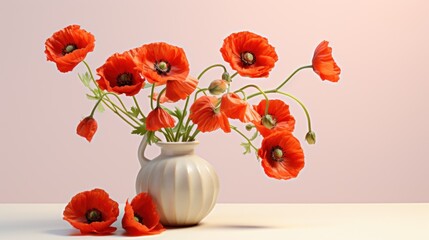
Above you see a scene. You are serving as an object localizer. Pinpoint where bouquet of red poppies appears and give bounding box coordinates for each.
[45,25,340,181]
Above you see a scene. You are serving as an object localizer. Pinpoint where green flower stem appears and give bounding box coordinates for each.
[165,128,175,142]
[230,72,239,79]
[276,91,312,131]
[194,88,208,102]
[82,60,100,93]
[275,65,313,91]
[89,94,105,117]
[181,123,194,141]
[231,126,258,152]
[156,88,167,108]
[234,84,270,115]
[150,84,156,110]
[160,129,173,142]
[175,96,190,141]
[103,93,141,125]
[248,89,312,132]
[188,129,200,141]
[101,99,137,128]
[197,64,227,80]
[132,96,145,118]
[83,60,140,124]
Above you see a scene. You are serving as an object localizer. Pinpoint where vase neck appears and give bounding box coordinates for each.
[157,142,198,156]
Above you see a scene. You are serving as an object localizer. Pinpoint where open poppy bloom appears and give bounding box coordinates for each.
[76,116,98,142]
[63,188,119,234]
[221,93,261,123]
[312,41,341,82]
[253,99,295,137]
[134,42,189,85]
[190,96,231,133]
[122,192,165,236]
[146,107,175,131]
[45,25,95,73]
[258,131,305,180]
[96,52,145,96]
[165,76,198,102]
[220,31,278,78]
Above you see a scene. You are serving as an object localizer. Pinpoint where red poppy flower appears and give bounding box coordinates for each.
[258,131,305,180]
[63,188,119,234]
[134,42,189,85]
[122,192,165,236]
[45,25,95,73]
[253,99,295,137]
[96,52,145,96]
[76,116,98,142]
[220,93,261,123]
[146,107,175,131]
[165,76,198,102]
[312,40,341,82]
[220,31,278,78]
[152,91,173,104]
[189,96,231,133]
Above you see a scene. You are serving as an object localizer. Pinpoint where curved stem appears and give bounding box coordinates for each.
[230,72,239,79]
[197,64,227,80]
[175,96,190,141]
[82,60,99,91]
[194,88,208,102]
[234,84,269,115]
[275,65,313,91]
[101,100,137,128]
[103,93,141,125]
[276,91,312,131]
[89,95,105,117]
[231,126,258,152]
[156,88,167,108]
[133,96,145,118]
[249,89,312,132]
[150,84,156,110]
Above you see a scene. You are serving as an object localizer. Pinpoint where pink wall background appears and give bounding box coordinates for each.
[1,0,428,203]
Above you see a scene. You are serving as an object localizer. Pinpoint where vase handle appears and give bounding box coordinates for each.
[138,135,151,168]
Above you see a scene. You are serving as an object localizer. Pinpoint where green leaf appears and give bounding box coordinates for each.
[240,142,252,155]
[86,94,98,100]
[249,130,259,141]
[96,103,105,113]
[129,106,140,118]
[144,83,153,89]
[146,131,160,145]
[78,72,91,87]
[131,125,147,136]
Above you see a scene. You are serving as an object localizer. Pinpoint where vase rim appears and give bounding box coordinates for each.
[155,140,199,147]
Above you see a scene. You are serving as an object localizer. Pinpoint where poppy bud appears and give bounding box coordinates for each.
[261,115,276,129]
[305,131,316,144]
[245,124,254,131]
[76,116,98,142]
[208,79,228,95]
[221,72,230,82]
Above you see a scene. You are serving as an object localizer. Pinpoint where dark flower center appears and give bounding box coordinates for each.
[155,60,171,75]
[62,44,77,55]
[271,146,284,162]
[117,73,133,86]
[85,208,102,223]
[134,214,144,224]
[241,52,256,65]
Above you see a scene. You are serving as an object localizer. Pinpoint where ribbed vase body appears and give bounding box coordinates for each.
[136,140,219,226]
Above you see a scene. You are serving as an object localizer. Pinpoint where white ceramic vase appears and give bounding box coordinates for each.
[135,136,219,226]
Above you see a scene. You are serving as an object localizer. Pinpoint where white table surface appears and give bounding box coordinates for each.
[0,203,428,239]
